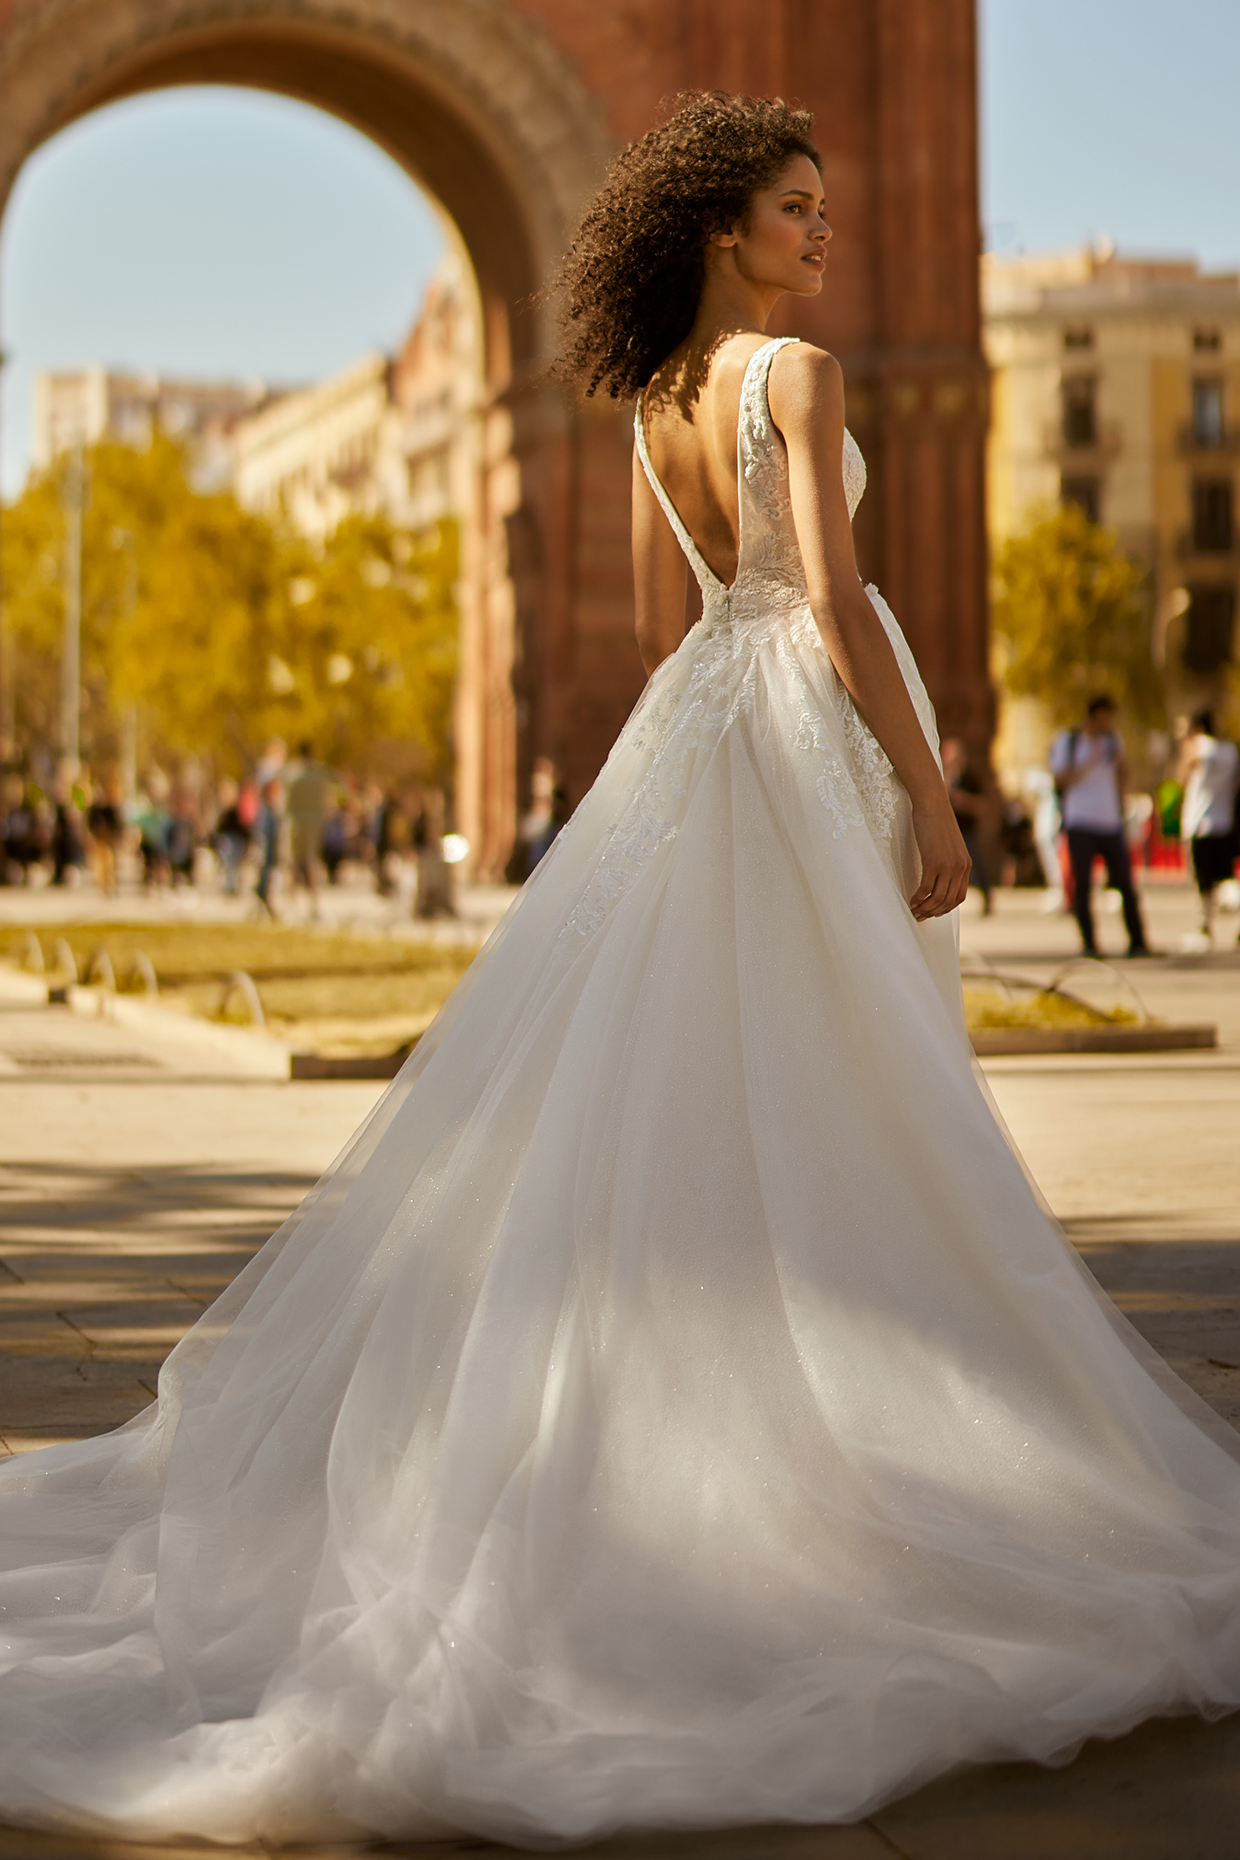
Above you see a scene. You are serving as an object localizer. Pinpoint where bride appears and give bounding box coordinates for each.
[3,90,1240,1851]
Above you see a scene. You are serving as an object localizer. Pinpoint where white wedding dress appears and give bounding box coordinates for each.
[3,336,1240,1849]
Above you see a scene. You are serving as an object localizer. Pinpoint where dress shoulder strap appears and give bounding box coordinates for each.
[633,400,720,591]
[738,337,801,446]
[737,337,801,518]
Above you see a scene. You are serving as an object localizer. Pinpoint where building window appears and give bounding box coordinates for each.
[1061,476,1100,522]
[1062,376,1097,448]
[1193,328,1222,352]
[1192,378,1225,447]
[1063,326,1094,350]
[1192,478,1234,552]
[1183,585,1237,673]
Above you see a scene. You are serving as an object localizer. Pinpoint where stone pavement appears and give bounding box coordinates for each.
[2,879,1240,1856]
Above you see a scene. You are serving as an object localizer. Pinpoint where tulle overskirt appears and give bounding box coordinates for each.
[1,596,1239,1846]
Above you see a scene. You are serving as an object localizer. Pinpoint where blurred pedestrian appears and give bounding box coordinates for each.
[166,785,199,888]
[49,770,86,887]
[1178,709,1240,946]
[254,737,287,789]
[322,797,350,886]
[285,742,335,912]
[4,781,46,883]
[212,779,252,897]
[518,758,563,880]
[1,775,26,885]
[254,777,284,916]
[135,772,172,890]
[940,738,990,915]
[1023,769,1064,908]
[371,788,405,897]
[1050,695,1153,958]
[86,772,124,897]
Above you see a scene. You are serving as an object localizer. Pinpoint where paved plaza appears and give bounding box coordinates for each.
[2,879,1240,1856]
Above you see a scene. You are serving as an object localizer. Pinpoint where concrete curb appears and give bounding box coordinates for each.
[971,1023,1218,1056]
[0,970,49,1008]
[60,985,294,1079]
[290,1049,408,1080]
[1,965,293,1079]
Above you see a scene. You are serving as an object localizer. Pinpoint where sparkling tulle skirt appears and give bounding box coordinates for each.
[1,593,1240,1848]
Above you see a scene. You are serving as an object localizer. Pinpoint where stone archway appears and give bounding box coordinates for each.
[2,0,996,870]
[0,0,617,876]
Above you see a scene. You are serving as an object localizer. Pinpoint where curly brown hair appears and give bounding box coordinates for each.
[553,92,819,401]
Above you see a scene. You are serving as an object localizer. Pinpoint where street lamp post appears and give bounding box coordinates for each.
[110,526,138,799]
[60,441,87,769]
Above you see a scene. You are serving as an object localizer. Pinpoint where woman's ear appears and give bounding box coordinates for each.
[708,225,740,249]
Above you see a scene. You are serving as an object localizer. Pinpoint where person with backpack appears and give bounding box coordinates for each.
[1049,694,1153,958]
[1178,708,1240,946]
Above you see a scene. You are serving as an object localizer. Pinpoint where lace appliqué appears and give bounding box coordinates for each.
[561,625,760,941]
[793,704,865,841]
[836,691,898,842]
[841,430,867,522]
[563,340,922,940]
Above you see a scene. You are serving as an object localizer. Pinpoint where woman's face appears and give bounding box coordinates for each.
[711,154,831,297]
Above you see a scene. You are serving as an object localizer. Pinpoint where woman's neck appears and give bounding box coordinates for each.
[690,261,782,350]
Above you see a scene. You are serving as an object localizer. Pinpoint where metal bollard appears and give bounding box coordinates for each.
[126,951,159,997]
[84,947,116,992]
[51,937,78,982]
[219,971,265,1029]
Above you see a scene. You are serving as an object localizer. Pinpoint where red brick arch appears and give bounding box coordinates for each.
[0,0,991,874]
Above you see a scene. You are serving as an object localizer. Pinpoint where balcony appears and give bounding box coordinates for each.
[1042,418,1122,463]
[1178,422,1240,455]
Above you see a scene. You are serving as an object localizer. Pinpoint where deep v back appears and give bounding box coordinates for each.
[634,337,867,615]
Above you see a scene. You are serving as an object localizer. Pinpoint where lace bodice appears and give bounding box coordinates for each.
[633,336,867,624]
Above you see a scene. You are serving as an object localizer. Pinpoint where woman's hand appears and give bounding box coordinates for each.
[908,794,972,921]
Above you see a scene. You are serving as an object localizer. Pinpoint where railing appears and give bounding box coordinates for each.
[1042,418,1122,460]
[1178,423,1240,455]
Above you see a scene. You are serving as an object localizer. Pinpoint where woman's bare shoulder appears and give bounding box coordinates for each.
[767,341,844,428]
[646,331,773,415]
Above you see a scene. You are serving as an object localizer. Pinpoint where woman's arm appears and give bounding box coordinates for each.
[1175,738,1201,786]
[632,446,690,677]
[770,345,970,921]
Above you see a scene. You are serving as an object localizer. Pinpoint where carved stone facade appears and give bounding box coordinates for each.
[0,0,990,875]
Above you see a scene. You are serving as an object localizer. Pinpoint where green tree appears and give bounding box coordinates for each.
[991,502,1163,729]
[1,436,458,780]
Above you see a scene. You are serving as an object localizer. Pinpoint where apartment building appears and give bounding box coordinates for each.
[31,367,267,488]
[231,252,478,538]
[985,245,1240,772]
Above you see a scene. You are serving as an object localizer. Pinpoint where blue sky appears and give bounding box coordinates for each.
[3,1,1240,494]
[981,0,1240,263]
[0,90,445,495]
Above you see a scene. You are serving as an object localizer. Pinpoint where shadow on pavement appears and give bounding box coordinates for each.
[0,1160,312,1452]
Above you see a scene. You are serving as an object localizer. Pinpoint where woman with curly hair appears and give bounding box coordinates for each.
[2,90,1240,1853]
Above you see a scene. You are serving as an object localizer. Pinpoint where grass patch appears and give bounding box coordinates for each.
[963,983,1138,1032]
[3,923,478,1055]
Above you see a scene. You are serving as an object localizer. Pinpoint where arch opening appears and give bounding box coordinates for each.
[0,0,618,876]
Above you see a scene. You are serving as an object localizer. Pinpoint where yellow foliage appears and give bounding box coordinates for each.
[991,502,1163,730]
[962,983,1138,1032]
[1,436,457,779]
